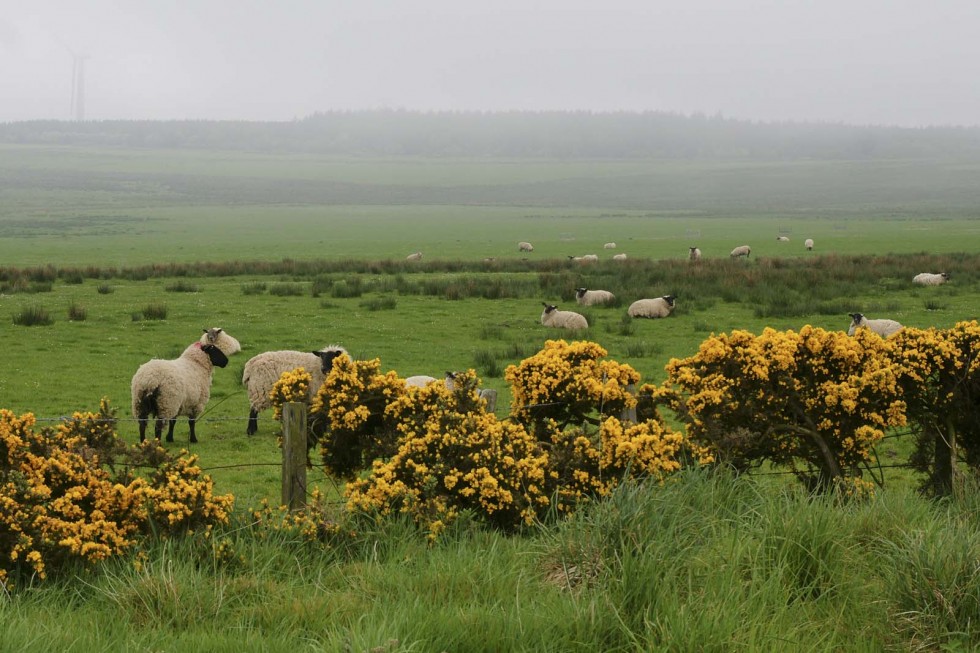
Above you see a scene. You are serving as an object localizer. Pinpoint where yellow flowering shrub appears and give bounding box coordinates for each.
[346,371,550,534]
[250,488,356,548]
[659,326,906,489]
[891,321,980,494]
[505,340,640,438]
[310,354,406,479]
[269,367,313,422]
[0,399,234,588]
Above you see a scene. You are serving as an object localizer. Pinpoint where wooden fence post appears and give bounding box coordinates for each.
[282,402,307,511]
[620,384,637,423]
[479,388,498,413]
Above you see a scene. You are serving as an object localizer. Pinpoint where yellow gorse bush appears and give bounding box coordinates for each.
[659,326,906,488]
[270,367,313,422]
[0,399,233,588]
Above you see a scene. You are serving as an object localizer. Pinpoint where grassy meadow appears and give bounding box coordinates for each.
[3,143,980,649]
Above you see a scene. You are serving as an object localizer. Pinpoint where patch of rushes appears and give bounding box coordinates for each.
[268,282,305,297]
[136,303,168,321]
[473,349,503,378]
[241,281,267,295]
[360,297,397,311]
[165,280,199,293]
[97,284,114,294]
[67,302,87,322]
[12,304,53,326]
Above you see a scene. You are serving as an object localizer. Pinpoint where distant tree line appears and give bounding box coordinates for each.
[2,110,979,160]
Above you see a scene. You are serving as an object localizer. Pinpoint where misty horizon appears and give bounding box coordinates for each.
[3,1,979,128]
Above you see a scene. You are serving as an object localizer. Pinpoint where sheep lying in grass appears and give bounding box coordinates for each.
[628,295,676,319]
[405,371,458,389]
[912,272,950,286]
[131,327,241,443]
[805,238,814,251]
[568,254,599,263]
[730,245,752,259]
[575,287,615,306]
[241,345,348,435]
[603,242,617,249]
[847,313,903,338]
[518,241,534,252]
[541,302,588,329]
[776,236,790,242]
[406,251,423,261]
[689,247,702,262]
[612,253,628,261]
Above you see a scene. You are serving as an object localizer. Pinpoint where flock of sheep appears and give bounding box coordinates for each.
[129,240,953,443]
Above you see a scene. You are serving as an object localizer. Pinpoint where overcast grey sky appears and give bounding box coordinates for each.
[2,0,978,126]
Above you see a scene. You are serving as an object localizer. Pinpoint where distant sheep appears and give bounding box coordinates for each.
[776,236,790,242]
[241,345,348,435]
[131,328,241,443]
[730,245,752,259]
[405,371,458,389]
[805,238,814,251]
[847,313,904,338]
[628,295,676,319]
[518,241,534,252]
[569,254,599,263]
[406,251,423,261]
[612,253,628,261]
[912,272,950,286]
[603,242,617,249]
[575,287,615,306]
[541,302,588,330]
[689,247,702,262]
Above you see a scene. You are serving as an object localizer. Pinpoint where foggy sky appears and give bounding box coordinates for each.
[2,0,979,127]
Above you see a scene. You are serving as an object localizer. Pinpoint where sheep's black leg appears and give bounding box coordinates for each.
[246,408,259,436]
[188,417,198,444]
[154,418,165,440]
[138,415,149,442]
[165,418,177,443]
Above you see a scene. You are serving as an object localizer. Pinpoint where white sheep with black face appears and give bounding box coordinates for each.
[540,302,588,330]
[131,328,241,443]
[912,272,950,286]
[628,295,676,319]
[575,287,616,306]
[405,371,458,389]
[730,245,752,259]
[689,247,702,262]
[241,345,348,435]
[805,238,814,251]
[847,313,903,338]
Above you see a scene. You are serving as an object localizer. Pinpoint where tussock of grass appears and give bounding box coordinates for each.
[12,304,53,326]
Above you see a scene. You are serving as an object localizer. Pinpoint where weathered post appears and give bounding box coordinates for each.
[281,402,307,511]
[479,388,498,413]
[620,384,637,423]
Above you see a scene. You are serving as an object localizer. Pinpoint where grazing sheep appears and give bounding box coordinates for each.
[131,328,242,443]
[628,295,676,319]
[847,313,904,338]
[575,287,616,306]
[241,345,348,435]
[689,247,702,262]
[776,236,790,242]
[612,253,628,261]
[805,238,814,251]
[730,245,752,259]
[540,302,588,330]
[603,242,617,249]
[405,371,458,389]
[406,251,423,261]
[912,272,950,286]
[518,241,534,252]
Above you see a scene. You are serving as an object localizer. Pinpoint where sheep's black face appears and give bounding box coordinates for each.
[203,344,229,368]
[314,350,345,373]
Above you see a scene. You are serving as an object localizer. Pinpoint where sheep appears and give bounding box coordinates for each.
[847,313,904,338]
[805,238,814,251]
[540,302,588,330]
[628,295,676,319]
[518,241,534,252]
[405,371,458,389]
[689,246,702,262]
[603,242,617,249]
[612,253,628,261]
[568,254,598,263]
[406,251,423,261]
[575,287,616,306]
[730,245,752,259]
[776,236,790,242]
[131,327,241,443]
[241,344,348,435]
[912,272,950,286]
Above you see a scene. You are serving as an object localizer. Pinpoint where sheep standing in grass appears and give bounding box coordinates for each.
[628,295,676,319]
[575,287,615,306]
[131,327,242,443]
[689,247,702,262]
[406,251,423,261]
[805,238,814,251]
[541,303,588,329]
[730,245,751,259]
[518,241,534,252]
[912,272,950,286]
[847,313,903,338]
[242,345,348,435]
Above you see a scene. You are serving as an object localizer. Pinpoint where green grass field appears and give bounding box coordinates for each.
[3,144,980,649]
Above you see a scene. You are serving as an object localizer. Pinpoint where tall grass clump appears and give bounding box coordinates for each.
[67,301,88,322]
[138,303,168,321]
[97,283,114,294]
[12,304,53,326]
[240,281,267,295]
[165,280,198,293]
[330,277,363,298]
[473,349,503,378]
[359,296,397,311]
[269,282,306,297]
